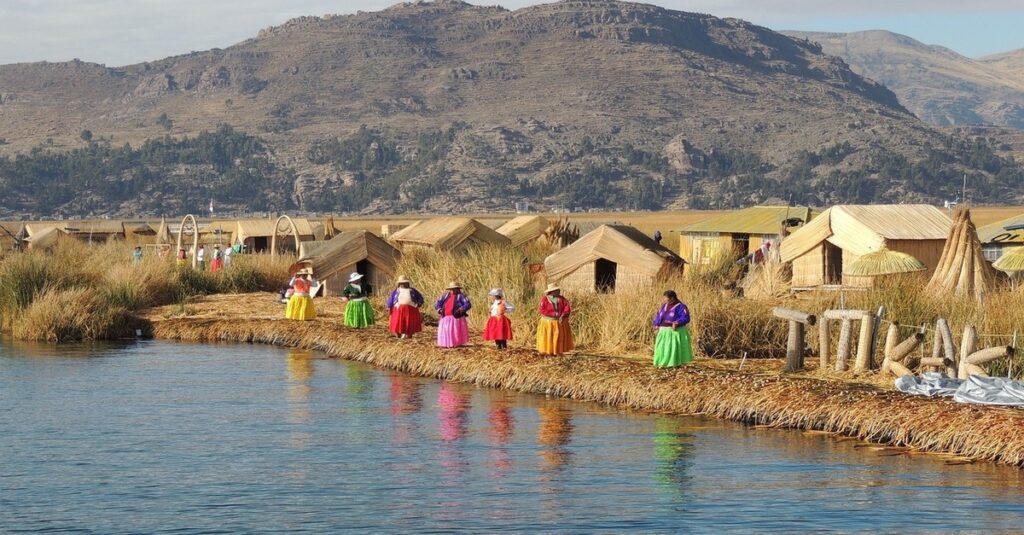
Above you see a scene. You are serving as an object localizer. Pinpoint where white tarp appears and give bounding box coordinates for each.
[895,372,1024,407]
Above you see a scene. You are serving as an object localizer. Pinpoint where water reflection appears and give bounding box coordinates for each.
[438,384,471,443]
[345,364,374,402]
[488,396,515,477]
[389,374,422,447]
[537,406,574,472]
[286,349,314,451]
[653,417,695,498]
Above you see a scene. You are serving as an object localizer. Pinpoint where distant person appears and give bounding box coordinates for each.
[536,284,573,355]
[132,246,143,265]
[653,230,663,245]
[176,247,187,267]
[284,268,317,321]
[223,244,233,267]
[196,245,206,271]
[652,290,693,368]
[483,288,514,350]
[435,282,471,348]
[386,275,424,339]
[341,272,374,328]
[210,245,224,272]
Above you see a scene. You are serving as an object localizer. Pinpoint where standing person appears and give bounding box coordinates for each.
[653,230,663,245]
[536,284,573,355]
[196,245,206,271]
[341,272,374,328]
[483,288,514,349]
[176,247,187,267]
[132,246,143,265]
[435,282,471,348]
[387,275,424,338]
[210,245,224,272]
[284,268,317,320]
[223,243,233,268]
[652,290,693,368]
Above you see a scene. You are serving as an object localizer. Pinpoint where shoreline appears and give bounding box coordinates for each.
[145,298,1024,467]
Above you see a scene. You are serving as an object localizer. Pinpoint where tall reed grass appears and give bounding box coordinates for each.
[0,236,290,342]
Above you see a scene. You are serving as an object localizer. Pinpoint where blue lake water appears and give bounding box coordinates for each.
[2,339,1024,533]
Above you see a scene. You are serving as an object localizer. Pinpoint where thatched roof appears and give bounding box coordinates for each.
[298,230,401,280]
[234,218,322,242]
[781,205,951,262]
[844,248,925,276]
[154,218,172,245]
[545,224,684,281]
[993,247,1024,272]
[977,213,1024,244]
[129,222,156,235]
[389,217,511,250]
[24,227,64,249]
[682,206,818,235]
[60,220,125,235]
[496,215,550,247]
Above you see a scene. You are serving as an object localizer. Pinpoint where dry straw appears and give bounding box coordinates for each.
[844,248,925,277]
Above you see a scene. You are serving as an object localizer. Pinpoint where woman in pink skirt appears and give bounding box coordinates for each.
[435,281,472,348]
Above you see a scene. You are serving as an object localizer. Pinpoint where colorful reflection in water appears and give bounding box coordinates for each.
[3,340,1024,533]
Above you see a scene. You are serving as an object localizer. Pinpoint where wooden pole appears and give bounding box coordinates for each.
[888,360,914,377]
[936,319,956,377]
[785,320,805,372]
[822,309,869,321]
[835,318,853,372]
[818,319,831,370]
[958,325,977,380]
[882,323,899,374]
[927,327,943,373]
[773,307,816,325]
[890,332,925,363]
[966,346,1015,366]
[853,311,875,374]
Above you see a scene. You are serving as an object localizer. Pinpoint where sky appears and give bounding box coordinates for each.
[0,0,1022,66]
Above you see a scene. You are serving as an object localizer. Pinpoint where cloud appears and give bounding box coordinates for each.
[0,0,1021,66]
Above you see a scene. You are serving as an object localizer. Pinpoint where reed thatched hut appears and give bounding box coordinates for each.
[232,218,324,253]
[977,213,1024,263]
[496,215,550,247]
[679,206,817,266]
[544,225,685,293]
[297,231,400,296]
[388,217,511,252]
[781,204,951,288]
[23,226,65,250]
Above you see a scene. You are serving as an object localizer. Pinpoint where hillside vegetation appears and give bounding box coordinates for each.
[1,1,1022,216]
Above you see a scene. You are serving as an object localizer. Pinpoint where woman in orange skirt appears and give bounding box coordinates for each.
[536,284,573,355]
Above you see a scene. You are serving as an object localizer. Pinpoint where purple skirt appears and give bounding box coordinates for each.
[437,316,469,348]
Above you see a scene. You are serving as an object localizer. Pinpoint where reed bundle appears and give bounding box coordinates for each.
[148,313,1024,466]
[927,206,997,301]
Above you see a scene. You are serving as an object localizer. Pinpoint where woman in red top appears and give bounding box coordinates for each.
[536,283,573,355]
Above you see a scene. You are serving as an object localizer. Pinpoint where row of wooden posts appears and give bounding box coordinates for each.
[773,307,1015,377]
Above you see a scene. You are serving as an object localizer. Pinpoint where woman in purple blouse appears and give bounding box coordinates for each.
[652,290,693,367]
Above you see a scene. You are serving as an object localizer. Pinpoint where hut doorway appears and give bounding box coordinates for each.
[595,259,617,293]
[823,242,843,285]
[356,259,378,293]
[252,237,269,253]
[731,233,750,258]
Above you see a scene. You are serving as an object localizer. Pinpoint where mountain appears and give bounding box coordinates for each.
[784,30,1024,129]
[0,1,1021,217]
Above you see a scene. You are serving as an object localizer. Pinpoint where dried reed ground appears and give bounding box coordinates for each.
[145,293,1024,467]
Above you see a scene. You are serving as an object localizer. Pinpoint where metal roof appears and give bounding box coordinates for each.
[681,206,817,235]
[977,213,1024,244]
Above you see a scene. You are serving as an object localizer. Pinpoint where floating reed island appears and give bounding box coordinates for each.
[144,294,1024,467]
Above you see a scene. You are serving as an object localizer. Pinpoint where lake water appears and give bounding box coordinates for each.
[2,339,1024,533]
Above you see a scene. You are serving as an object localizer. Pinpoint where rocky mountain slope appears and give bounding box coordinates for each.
[0,1,1021,217]
[784,30,1024,129]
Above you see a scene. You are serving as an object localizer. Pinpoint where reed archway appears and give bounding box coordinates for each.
[176,214,199,268]
[270,215,301,259]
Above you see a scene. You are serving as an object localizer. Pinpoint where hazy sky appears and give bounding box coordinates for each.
[1,0,1022,66]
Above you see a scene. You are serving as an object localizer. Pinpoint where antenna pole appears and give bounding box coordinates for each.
[962,173,967,206]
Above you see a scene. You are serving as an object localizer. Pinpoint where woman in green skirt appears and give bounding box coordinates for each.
[342,272,375,328]
[651,290,693,368]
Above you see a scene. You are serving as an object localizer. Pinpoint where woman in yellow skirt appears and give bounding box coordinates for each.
[285,268,317,321]
[536,284,574,355]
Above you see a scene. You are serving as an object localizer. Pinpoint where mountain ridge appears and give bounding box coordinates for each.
[0,0,1020,217]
